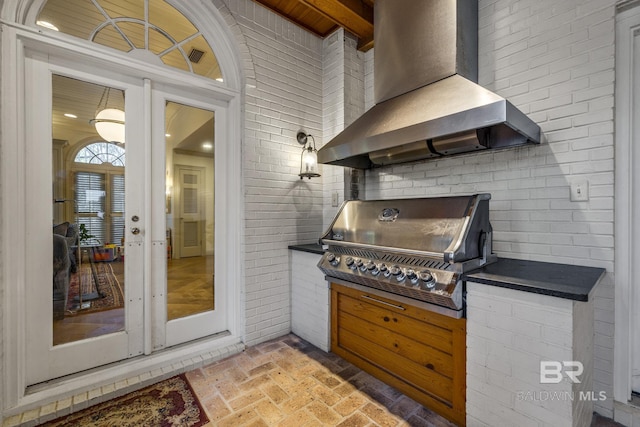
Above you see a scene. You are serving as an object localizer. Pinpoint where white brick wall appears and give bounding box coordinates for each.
[360,0,616,417]
[322,30,346,230]
[321,30,367,229]
[467,282,595,427]
[224,0,326,345]
[290,250,330,351]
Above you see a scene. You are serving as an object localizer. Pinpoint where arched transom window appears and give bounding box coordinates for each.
[36,0,223,81]
[75,141,126,166]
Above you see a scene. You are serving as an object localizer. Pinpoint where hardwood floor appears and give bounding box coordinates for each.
[167,255,214,321]
[53,255,214,346]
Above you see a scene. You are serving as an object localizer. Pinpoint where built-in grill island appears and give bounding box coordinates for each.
[318,194,496,426]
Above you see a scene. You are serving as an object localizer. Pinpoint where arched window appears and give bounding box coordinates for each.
[73,142,125,245]
[36,0,223,81]
[75,141,126,166]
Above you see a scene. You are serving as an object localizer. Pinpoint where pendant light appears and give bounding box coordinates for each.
[297,131,320,179]
[90,87,125,144]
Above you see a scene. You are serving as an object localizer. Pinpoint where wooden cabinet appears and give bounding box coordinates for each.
[331,282,466,426]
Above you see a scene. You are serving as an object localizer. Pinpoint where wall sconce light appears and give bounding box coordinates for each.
[297,131,321,179]
[90,87,125,144]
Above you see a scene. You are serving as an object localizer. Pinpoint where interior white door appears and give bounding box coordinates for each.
[177,166,204,258]
[24,54,146,385]
[151,83,226,349]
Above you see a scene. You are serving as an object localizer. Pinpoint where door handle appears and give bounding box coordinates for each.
[131,227,141,235]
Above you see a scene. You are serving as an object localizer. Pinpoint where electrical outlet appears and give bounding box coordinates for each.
[332,192,339,207]
[570,180,589,202]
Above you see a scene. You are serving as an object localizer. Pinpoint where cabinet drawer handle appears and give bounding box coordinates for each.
[361,295,406,311]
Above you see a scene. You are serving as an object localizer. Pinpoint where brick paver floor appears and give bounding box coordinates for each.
[185,334,457,426]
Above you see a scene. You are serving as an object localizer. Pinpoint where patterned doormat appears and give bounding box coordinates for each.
[66,261,124,315]
[41,374,209,426]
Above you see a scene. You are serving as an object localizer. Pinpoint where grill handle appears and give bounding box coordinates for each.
[361,295,406,311]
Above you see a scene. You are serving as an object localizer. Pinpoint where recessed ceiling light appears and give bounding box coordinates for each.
[64,113,78,119]
[165,133,171,137]
[36,20,59,31]
[202,142,213,150]
[215,78,224,82]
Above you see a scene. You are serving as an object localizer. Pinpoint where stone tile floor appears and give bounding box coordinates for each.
[185,334,622,426]
[186,334,456,426]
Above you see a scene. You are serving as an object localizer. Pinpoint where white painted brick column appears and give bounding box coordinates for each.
[290,250,330,351]
[466,282,596,427]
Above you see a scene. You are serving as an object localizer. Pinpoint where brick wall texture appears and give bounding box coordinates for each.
[224,0,325,345]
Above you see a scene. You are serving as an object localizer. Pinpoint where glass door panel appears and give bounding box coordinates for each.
[165,102,215,321]
[52,77,127,346]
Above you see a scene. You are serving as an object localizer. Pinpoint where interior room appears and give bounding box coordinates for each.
[0,0,638,426]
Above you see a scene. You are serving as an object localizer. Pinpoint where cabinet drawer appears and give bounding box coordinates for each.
[337,289,454,354]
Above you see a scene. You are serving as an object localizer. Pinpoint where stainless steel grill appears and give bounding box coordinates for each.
[318,194,496,318]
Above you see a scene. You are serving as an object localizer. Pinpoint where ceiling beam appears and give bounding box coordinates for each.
[300,0,374,51]
[251,0,374,51]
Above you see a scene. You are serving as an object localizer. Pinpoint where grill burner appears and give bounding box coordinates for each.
[318,194,496,318]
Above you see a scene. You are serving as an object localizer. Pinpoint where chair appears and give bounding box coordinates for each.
[52,233,70,320]
[52,222,78,319]
[53,222,78,272]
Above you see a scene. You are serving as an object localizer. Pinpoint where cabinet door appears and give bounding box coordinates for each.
[331,282,466,426]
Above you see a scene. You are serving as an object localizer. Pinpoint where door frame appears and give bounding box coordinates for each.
[615,0,640,403]
[0,3,244,414]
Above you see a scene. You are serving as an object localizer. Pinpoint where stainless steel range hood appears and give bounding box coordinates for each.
[317,0,541,169]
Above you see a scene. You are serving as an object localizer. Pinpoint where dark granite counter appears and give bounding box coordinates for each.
[288,243,325,255]
[463,258,606,301]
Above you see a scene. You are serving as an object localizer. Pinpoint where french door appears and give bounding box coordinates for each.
[151,83,226,349]
[25,53,225,384]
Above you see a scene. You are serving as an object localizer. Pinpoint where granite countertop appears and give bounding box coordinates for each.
[463,257,606,301]
[288,243,325,255]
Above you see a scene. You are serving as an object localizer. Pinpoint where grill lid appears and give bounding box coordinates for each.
[320,194,494,263]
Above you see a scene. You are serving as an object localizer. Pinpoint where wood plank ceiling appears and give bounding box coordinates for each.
[250,0,374,51]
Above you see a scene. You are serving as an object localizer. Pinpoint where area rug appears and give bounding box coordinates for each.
[41,374,209,427]
[66,261,124,315]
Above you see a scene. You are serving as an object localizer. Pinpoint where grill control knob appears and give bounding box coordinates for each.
[326,253,340,266]
[366,260,379,276]
[355,258,363,267]
[419,271,436,289]
[345,256,355,269]
[396,270,406,282]
[380,264,390,277]
[389,265,401,276]
[406,269,418,284]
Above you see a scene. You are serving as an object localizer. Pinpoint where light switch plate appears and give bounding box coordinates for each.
[332,192,339,207]
[570,180,589,202]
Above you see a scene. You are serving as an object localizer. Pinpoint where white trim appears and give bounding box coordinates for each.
[1,24,27,412]
[614,1,640,404]
[143,77,153,356]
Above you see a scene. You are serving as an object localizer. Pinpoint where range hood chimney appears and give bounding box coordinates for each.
[317,0,541,169]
